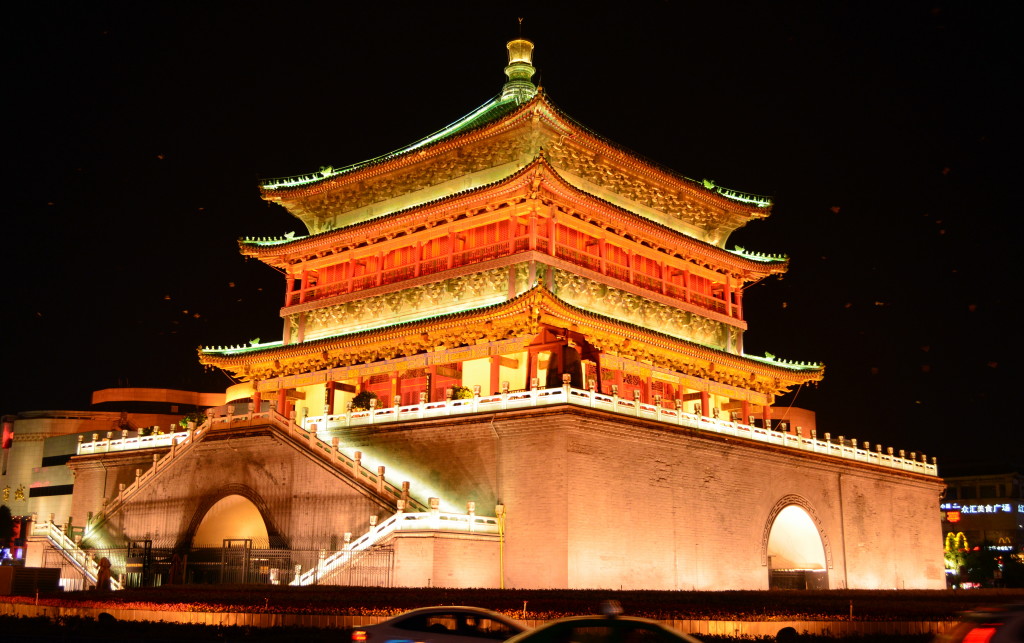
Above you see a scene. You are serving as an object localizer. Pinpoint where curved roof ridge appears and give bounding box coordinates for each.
[539,93,774,210]
[200,284,822,381]
[259,92,541,193]
[242,155,787,275]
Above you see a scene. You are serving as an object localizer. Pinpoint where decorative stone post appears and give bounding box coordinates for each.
[467,501,476,515]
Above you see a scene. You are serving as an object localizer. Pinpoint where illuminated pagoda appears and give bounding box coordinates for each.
[55,39,942,592]
[201,39,823,424]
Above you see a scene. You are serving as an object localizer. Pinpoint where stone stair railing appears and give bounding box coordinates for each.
[29,520,124,591]
[291,505,500,586]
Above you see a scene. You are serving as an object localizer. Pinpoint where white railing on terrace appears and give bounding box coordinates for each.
[301,385,937,476]
[291,510,500,586]
[30,520,124,591]
[77,430,190,455]
[76,388,936,494]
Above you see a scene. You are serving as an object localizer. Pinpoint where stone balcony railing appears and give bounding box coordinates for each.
[78,385,937,477]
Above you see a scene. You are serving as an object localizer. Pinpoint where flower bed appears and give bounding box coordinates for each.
[2,586,1022,621]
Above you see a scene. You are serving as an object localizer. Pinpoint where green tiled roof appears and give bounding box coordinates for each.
[259,94,526,192]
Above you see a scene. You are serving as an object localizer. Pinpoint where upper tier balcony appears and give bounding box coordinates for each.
[285,226,739,321]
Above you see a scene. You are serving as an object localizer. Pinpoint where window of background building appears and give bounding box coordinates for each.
[979,485,998,498]
[960,486,977,499]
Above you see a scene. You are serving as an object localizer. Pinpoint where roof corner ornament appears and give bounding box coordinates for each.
[501,38,537,103]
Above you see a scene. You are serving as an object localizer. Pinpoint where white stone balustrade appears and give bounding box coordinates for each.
[77,387,937,487]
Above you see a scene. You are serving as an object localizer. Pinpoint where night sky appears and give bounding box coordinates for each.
[7,2,1017,471]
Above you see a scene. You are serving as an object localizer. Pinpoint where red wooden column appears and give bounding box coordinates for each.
[427,366,437,402]
[526,350,540,389]
[490,356,502,395]
[276,389,288,417]
[734,283,744,320]
[325,382,336,416]
[285,274,297,306]
[390,371,401,407]
[414,242,423,277]
[700,391,710,418]
[252,388,262,413]
[548,214,557,258]
[528,208,538,251]
[762,403,772,429]
[741,400,751,425]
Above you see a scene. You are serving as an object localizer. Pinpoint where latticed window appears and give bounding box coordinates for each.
[352,256,378,277]
[384,245,415,269]
[604,244,630,280]
[689,274,711,296]
[420,235,451,276]
[633,255,661,279]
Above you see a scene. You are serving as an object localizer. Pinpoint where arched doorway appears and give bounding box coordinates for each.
[189,494,273,584]
[766,504,829,589]
[192,494,270,547]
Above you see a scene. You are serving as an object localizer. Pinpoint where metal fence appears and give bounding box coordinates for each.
[56,544,395,588]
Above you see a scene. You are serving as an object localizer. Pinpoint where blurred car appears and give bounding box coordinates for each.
[352,606,528,643]
[502,601,702,643]
[932,604,1024,643]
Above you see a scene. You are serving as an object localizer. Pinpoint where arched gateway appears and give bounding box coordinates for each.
[763,495,831,589]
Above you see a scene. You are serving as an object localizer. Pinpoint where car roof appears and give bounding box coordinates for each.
[504,615,702,643]
[396,606,513,615]
[389,606,526,624]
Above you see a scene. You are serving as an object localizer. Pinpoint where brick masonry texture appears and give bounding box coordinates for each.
[70,406,945,589]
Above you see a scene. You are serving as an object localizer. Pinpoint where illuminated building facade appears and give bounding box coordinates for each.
[941,470,1024,557]
[48,40,945,590]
